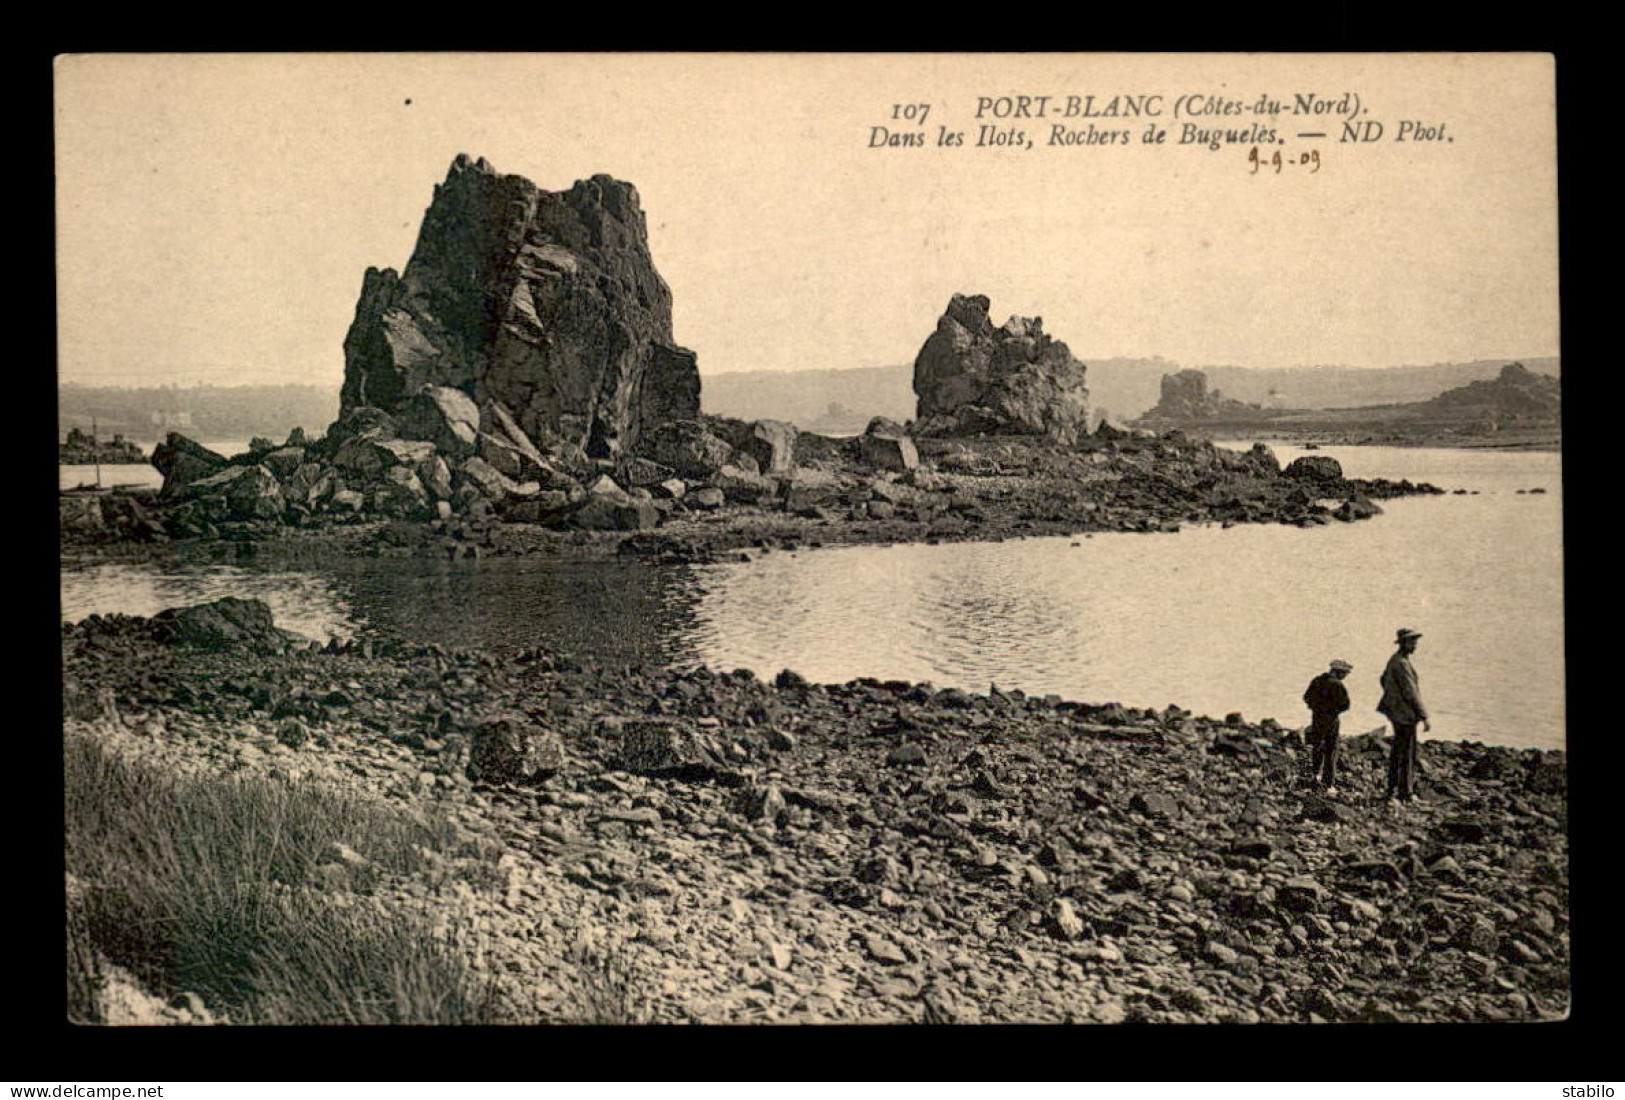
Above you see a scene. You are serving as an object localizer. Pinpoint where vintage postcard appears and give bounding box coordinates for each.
[57,53,1562,1026]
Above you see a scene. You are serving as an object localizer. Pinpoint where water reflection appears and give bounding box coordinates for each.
[58,561,362,643]
[686,447,1564,749]
[324,556,710,666]
[58,445,1564,749]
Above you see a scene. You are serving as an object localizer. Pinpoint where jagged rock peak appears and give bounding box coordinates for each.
[339,155,699,455]
[912,294,1090,444]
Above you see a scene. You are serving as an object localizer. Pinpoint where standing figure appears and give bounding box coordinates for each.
[1302,659,1353,793]
[1378,628,1430,802]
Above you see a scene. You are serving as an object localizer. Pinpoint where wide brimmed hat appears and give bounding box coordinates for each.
[1329,660,1353,672]
[1396,628,1423,643]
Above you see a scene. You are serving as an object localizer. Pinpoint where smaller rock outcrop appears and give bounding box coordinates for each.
[1425,362,1560,424]
[60,429,146,466]
[912,294,1090,444]
[1282,455,1344,482]
[1142,370,1265,422]
[151,597,297,653]
[858,418,919,472]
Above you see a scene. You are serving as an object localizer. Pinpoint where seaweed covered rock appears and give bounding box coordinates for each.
[151,598,295,653]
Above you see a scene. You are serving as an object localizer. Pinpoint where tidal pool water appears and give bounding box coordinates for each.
[59,444,1565,749]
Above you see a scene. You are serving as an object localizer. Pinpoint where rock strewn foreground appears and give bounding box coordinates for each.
[63,604,1568,1025]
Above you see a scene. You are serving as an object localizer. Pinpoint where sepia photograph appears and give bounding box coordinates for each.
[56,52,1564,1027]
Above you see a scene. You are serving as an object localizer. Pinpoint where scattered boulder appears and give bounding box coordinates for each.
[477,432,541,480]
[225,465,284,521]
[374,467,431,518]
[1283,456,1344,482]
[395,385,481,458]
[712,464,776,505]
[1242,442,1280,475]
[570,496,659,531]
[641,420,735,479]
[1050,898,1087,941]
[887,744,928,766]
[330,489,365,513]
[505,492,575,523]
[259,446,306,480]
[608,718,725,779]
[332,437,435,479]
[151,598,293,653]
[1335,496,1382,522]
[416,454,454,500]
[858,422,919,472]
[456,456,519,501]
[325,406,398,448]
[151,434,229,497]
[467,715,564,785]
[622,457,676,488]
[1129,791,1179,818]
[59,495,106,536]
[734,419,798,475]
[1277,877,1325,913]
[688,487,725,510]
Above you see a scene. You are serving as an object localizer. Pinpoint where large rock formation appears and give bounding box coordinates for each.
[339,154,700,456]
[912,294,1090,444]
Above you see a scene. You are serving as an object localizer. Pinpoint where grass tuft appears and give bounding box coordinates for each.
[568,939,650,1025]
[65,729,502,1025]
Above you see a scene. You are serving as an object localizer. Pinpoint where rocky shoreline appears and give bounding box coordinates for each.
[1203,429,1562,453]
[60,427,1444,567]
[63,601,1569,1025]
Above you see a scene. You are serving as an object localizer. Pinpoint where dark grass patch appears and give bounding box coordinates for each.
[65,730,502,1024]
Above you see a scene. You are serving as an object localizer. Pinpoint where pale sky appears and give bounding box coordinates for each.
[55,52,1559,389]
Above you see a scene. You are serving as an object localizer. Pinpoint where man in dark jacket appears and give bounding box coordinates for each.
[1379,628,1429,802]
[1303,659,1353,792]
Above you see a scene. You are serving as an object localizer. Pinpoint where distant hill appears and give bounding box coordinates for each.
[700,356,1560,427]
[59,384,339,446]
[1133,362,1560,447]
[701,366,914,434]
[1200,358,1560,411]
[61,355,1562,448]
[1418,361,1561,423]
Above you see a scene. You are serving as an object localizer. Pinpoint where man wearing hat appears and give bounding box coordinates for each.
[1302,659,1353,792]
[1379,628,1430,802]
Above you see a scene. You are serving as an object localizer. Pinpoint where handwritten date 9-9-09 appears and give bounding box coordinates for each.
[1250,147,1322,174]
